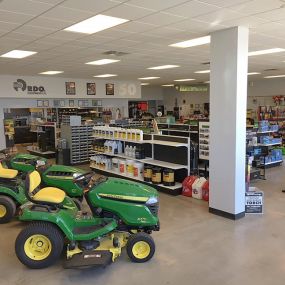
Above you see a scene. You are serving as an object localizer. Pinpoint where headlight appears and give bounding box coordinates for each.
[146,197,158,205]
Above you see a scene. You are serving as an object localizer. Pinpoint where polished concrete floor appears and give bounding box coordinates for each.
[1,160,285,285]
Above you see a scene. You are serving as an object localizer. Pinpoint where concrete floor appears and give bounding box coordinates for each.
[1,159,285,285]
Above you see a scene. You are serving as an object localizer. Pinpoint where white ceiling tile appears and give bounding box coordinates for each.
[114,21,158,33]
[41,6,94,22]
[0,21,20,33]
[27,16,73,29]
[60,0,119,13]
[164,1,220,18]
[198,0,252,8]
[193,8,244,24]
[0,0,53,15]
[229,0,283,15]
[169,18,227,33]
[126,0,191,11]
[45,30,86,40]
[257,7,285,21]
[220,15,270,28]
[104,3,155,20]
[139,12,186,26]
[13,25,55,36]
[32,0,64,4]
[0,10,34,24]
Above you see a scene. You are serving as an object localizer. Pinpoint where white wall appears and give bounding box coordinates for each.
[141,86,163,101]
[0,75,141,99]
[162,87,209,112]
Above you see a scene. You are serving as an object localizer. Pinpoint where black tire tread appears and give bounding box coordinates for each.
[0,195,16,224]
[126,232,155,263]
[15,222,64,269]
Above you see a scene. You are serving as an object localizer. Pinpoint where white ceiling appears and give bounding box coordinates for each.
[0,0,285,84]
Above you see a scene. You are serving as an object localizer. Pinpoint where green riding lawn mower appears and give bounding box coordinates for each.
[15,171,160,269]
[0,150,87,223]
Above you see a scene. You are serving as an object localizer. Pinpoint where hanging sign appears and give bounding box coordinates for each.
[175,85,208,92]
[245,191,263,214]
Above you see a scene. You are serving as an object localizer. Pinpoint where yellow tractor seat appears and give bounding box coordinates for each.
[0,162,18,179]
[33,187,65,204]
[26,170,66,205]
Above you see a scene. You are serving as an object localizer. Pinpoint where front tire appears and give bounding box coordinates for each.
[15,222,64,269]
[0,195,16,224]
[126,232,155,263]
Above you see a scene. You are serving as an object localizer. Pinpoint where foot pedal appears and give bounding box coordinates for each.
[63,250,112,269]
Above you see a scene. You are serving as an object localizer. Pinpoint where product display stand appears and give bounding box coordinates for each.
[61,125,94,165]
[90,130,190,195]
[198,120,210,177]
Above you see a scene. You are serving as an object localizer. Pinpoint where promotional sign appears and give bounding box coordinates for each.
[175,85,208,92]
[245,191,263,214]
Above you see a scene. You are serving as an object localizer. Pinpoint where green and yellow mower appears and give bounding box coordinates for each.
[15,171,160,269]
[0,151,86,223]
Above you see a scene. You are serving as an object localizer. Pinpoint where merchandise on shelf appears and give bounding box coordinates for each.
[259,136,282,145]
[93,126,143,141]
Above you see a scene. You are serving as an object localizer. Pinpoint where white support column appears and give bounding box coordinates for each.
[209,26,249,219]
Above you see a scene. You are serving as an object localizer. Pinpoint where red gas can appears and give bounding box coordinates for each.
[182,176,198,197]
[202,180,209,201]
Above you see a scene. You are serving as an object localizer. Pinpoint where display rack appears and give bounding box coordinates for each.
[90,130,190,195]
[61,125,94,165]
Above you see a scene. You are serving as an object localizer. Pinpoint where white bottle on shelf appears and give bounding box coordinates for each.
[117,141,123,154]
[132,146,136,158]
[125,145,130,157]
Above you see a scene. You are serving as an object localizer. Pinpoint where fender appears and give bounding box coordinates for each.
[0,185,27,204]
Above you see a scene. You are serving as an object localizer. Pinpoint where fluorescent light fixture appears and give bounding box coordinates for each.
[264,75,285,78]
[162,84,174,87]
[148,65,179,70]
[93,74,117,78]
[194,70,210,74]
[248,72,261,75]
[174,78,195,82]
[1,49,37,59]
[39,71,64,75]
[141,83,150,86]
[138,77,160,80]
[86,59,120,65]
[170,36,211,48]
[248,48,285,56]
[204,81,210,84]
[64,14,129,34]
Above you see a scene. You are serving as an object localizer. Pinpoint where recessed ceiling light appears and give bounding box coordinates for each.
[194,70,210,74]
[264,75,285,78]
[174,78,196,82]
[162,84,174,87]
[148,65,179,70]
[0,49,37,59]
[64,14,129,34]
[141,83,150,86]
[248,72,261,75]
[86,59,120,65]
[170,36,211,48]
[93,74,117,78]
[138,77,160,80]
[248,48,285,56]
[39,71,64,75]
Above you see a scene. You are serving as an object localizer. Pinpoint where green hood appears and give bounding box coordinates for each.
[94,177,158,202]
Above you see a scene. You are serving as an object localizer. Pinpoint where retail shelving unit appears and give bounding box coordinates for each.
[61,125,94,165]
[90,131,190,195]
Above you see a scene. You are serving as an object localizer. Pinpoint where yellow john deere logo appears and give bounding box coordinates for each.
[99,193,148,202]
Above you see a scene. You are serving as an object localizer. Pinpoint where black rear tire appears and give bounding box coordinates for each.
[126,232,155,263]
[15,222,64,269]
[0,195,16,224]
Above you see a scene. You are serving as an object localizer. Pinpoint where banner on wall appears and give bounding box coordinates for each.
[175,85,208,92]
